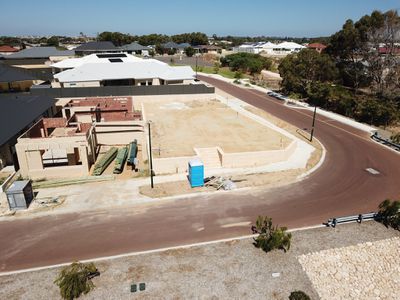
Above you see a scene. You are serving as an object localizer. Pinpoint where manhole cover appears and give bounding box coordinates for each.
[366,168,380,175]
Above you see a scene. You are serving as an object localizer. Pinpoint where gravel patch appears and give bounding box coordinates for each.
[0,222,398,299]
[299,237,400,299]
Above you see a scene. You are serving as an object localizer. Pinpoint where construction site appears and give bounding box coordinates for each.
[137,96,301,175]
[7,90,316,197]
[15,96,145,180]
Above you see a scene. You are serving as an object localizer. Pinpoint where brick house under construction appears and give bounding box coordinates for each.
[16,96,145,179]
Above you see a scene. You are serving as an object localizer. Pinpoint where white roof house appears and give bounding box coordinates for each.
[274,42,306,52]
[51,53,142,70]
[53,57,195,86]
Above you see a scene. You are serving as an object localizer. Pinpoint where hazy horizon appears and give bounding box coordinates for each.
[1,0,399,38]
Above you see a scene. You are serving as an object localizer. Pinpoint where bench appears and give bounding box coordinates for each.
[327,212,377,227]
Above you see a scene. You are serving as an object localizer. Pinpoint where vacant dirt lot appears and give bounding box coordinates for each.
[142,99,291,158]
[1,222,398,299]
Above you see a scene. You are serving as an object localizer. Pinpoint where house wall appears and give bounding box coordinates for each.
[15,134,92,179]
[151,141,297,175]
[0,80,33,92]
[62,81,101,88]
[220,141,297,168]
[95,121,145,146]
[134,93,214,104]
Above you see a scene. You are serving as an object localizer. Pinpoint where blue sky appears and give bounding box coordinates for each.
[1,0,399,37]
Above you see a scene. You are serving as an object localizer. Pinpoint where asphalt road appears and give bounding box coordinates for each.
[1,77,399,272]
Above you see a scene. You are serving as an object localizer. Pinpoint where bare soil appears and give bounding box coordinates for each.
[139,169,303,198]
[142,99,291,158]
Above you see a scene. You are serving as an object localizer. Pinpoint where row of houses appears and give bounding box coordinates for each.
[233,41,307,55]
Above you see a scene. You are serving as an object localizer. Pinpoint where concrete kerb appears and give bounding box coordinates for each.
[0,223,327,277]
[297,137,327,180]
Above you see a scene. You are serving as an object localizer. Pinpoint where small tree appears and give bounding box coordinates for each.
[213,62,220,74]
[155,44,164,55]
[54,261,100,300]
[167,48,177,55]
[185,46,195,57]
[253,216,292,253]
[149,50,155,57]
[289,290,311,300]
[377,199,400,230]
[234,71,243,79]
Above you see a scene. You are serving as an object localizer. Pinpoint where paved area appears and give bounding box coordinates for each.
[0,76,400,272]
[0,222,398,299]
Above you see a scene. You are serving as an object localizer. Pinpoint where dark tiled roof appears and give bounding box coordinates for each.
[75,41,117,51]
[162,42,180,49]
[0,94,56,145]
[4,47,74,59]
[177,43,191,49]
[121,42,150,51]
[0,64,37,83]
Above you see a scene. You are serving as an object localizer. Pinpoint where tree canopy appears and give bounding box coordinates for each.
[278,9,400,127]
[221,53,273,75]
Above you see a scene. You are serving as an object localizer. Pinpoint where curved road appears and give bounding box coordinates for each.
[1,77,399,272]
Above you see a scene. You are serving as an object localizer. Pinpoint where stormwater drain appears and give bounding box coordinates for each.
[366,168,380,175]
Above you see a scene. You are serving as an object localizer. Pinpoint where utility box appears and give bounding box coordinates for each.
[188,158,204,188]
[6,180,34,210]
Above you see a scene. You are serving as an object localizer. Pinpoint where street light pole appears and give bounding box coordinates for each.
[148,121,154,188]
[310,106,317,142]
[195,55,198,79]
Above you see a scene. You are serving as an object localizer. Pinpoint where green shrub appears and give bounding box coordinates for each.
[54,261,99,300]
[289,290,311,300]
[377,199,400,230]
[253,216,292,253]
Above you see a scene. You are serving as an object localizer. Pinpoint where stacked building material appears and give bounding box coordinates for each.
[92,147,118,176]
[113,146,128,174]
[127,140,138,165]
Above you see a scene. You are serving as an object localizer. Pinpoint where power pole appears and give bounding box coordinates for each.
[195,55,198,79]
[148,121,154,188]
[310,106,317,142]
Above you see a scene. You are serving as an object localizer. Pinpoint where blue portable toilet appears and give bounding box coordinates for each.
[188,158,204,188]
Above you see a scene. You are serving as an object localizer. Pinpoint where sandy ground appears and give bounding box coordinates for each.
[0,222,398,299]
[140,169,303,198]
[142,99,291,158]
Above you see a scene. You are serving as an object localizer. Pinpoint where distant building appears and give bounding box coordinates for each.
[74,41,120,56]
[162,42,191,54]
[0,64,39,92]
[307,43,327,53]
[0,46,75,81]
[0,94,56,170]
[234,41,306,56]
[378,46,400,55]
[0,45,19,56]
[51,53,195,88]
[121,42,151,56]
[194,45,222,54]
[272,42,306,55]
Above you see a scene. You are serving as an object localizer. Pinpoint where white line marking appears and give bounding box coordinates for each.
[221,221,251,228]
[366,168,380,175]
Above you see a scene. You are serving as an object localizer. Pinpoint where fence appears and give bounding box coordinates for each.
[371,133,400,151]
[31,84,215,98]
